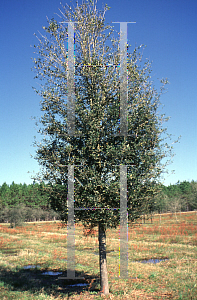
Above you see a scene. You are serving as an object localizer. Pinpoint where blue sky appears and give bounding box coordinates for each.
[0,0,196,186]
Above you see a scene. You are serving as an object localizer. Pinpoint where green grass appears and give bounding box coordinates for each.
[0,211,197,299]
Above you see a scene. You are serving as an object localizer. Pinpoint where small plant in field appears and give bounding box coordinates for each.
[149,272,157,279]
[113,290,125,295]
[89,291,97,294]
[137,274,144,279]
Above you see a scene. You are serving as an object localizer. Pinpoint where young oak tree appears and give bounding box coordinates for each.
[32,0,176,295]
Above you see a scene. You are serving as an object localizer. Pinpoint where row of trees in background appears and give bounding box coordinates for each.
[0,181,50,209]
[0,204,60,227]
[0,180,197,219]
[153,180,197,213]
[0,181,60,225]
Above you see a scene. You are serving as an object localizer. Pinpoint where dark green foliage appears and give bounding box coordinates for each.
[0,182,50,209]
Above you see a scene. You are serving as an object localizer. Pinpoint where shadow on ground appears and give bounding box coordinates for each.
[0,265,101,298]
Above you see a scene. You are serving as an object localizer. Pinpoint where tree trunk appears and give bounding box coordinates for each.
[98,222,109,295]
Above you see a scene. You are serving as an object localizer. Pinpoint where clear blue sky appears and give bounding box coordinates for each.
[0,0,197,187]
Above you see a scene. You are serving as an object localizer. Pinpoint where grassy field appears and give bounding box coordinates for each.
[0,211,196,299]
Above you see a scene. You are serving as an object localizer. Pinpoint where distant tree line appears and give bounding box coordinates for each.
[0,180,197,226]
[0,181,50,208]
[153,180,197,214]
[0,181,60,226]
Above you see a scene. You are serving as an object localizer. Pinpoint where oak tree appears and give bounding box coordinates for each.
[32,0,176,294]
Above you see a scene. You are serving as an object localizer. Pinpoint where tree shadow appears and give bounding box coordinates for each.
[0,265,100,298]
